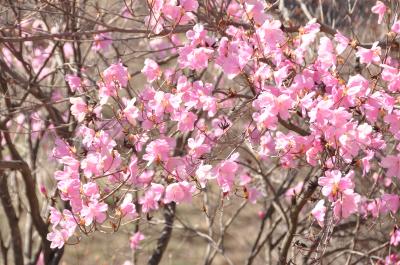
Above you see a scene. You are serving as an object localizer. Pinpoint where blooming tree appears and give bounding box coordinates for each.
[1,0,400,264]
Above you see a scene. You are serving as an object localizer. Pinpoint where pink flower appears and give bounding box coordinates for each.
[178,46,214,71]
[285,182,304,199]
[164,181,196,204]
[318,170,354,201]
[82,182,99,198]
[392,20,400,33]
[195,163,213,188]
[371,1,387,24]
[247,187,262,204]
[139,183,165,213]
[92,32,112,51]
[130,232,145,250]
[256,19,284,51]
[142,59,162,82]
[49,207,62,226]
[65,75,82,92]
[334,31,349,54]
[173,111,197,132]
[123,98,139,125]
[333,189,360,219]
[47,229,69,249]
[143,138,175,165]
[382,194,400,214]
[317,37,336,70]
[80,199,108,226]
[356,42,381,65]
[390,228,400,246]
[381,155,400,178]
[311,200,326,227]
[103,62,129,88]
[70,97,88,122]
[188,134,211,158]
[120,194,137,219]
[216,160,238,193]
[181,0,198,12]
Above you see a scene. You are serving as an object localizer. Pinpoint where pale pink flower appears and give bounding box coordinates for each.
[49,207,62,226]
[311,200,326,227]
[65,75,82,92]
[139,183,165,213]
[256,19,284,51]
[371,1,387,24]
[382,194,400,214]
[82,182,99,198]
[47,229,69,249]
[103,62,129,88]
[392,20,400,33]
[356,42,381,65]
[123,98,139,125]
[216,160,238,193]
[92,32,112,51]
[164,181,196,204]
[334,31,349,54]
[333,189,360,219]
[381,155,400,178]
[143,138,175,165]
[70,97,88,122]
[285,182,304,199]
[174,111,197,132]
[142,58,162,82]
[188,134,211,158]
[120,194,137,219]
[80,199,108,226]
[390,229,400,246]
[318,170,354,201]
[195,163,213,188]
[130,232,145,250]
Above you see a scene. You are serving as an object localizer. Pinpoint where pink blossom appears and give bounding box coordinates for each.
[381,155,400,178]
[143,138,175,165]
[142,59,162,82]
[318,170,354,201]
[216,160,238,193]
[49,207,62,226]
[82,182,99,198]
[391,20,400,34]
[123,98,139,125]
[92,32,112,51]
[173,111,197,132]
[333,189,360,219]
[47,229,69,249]
[130,232,145,250]
[256,19,284,51]
[311,200,326,227]
[382,194,400,214]
[178,46,214,71]
[80,199,108,226]
[70,97,88,122]
[285,182,304,199]
[164,181,196,204]
[103,62,129,89]
[356,42,381,65]
[195,163,213,188]
[139,183,165,213]
[188,134,211,158]
[371,1,387,24]
[391,229,400,246]
[120,194,137,219]
[65,74,83,92]
[334,31,349,54]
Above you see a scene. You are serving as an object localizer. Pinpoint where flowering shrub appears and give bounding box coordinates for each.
[1,0,400,264]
